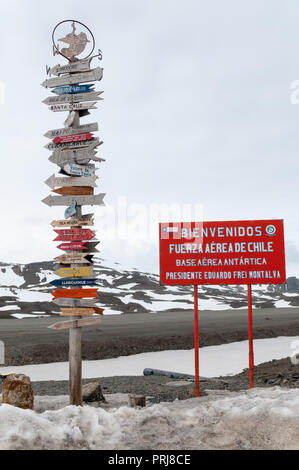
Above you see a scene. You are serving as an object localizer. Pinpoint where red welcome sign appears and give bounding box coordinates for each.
[159,219,286,286]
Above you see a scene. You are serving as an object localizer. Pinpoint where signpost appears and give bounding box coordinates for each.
[42,20,105,406]
[52,288,99,299]
[53,186,94,196]
[52,133,94,144]
[45,136,101,150]
[48,101,97,112]
[53,298,100,307]
[44,122,98,139]
[50,278,98,287]
[51,84,95,95]
[41,67,103,88]
[60,163,96,177]
[54,228,95,241]
[46,174,98,189]
[43,92,103,105]
[49,58,93,76]
[61,307,104,316]
[159,220,286,395]
[57,242,88,251]
[51,217,94,227]
[48,317,102,331]
[42,193,105,207]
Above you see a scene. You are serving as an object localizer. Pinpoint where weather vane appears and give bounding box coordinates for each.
[52,20,101,62]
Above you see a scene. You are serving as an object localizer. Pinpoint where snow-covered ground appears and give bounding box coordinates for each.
[1,258,299,318]
[1,387,299,449]
[0,336,296,381]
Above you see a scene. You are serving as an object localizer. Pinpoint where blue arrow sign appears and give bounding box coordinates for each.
[50,278,98,287]
[51,84,95,95]
[65,201,77,219]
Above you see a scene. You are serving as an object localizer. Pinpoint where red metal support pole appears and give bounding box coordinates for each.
[194,284,200,397]
[247,284,254,388]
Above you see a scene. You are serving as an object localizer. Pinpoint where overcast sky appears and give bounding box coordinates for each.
[0,0,299,275]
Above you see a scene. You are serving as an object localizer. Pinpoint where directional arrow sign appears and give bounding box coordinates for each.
[83,241,100,253]
[51,217,94,227]
[42,68,103,88]
[54,229,95,241]
[50,278,97,287]
[51,84,95,95]
[49,58,93,76]
[43,92,103,106]
[44,123,98,139]
[43,193,105,207]
[52,288,99,298]
[45,174,98,189]
[61,307,104,316]
[42,194,105,207]
[53,298,100,307]
[48,317,102,331]
[48,101,97,112]
[49,148,99,166]
[54,253,92,264]
[53,187,94,196]
[57,242,88,251]
[45,137,101,151]
[53,133,93,144]
[55,266,94,278]
[60,164,96,177]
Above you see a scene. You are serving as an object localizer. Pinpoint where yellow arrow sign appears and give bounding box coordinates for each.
[55,266,94,278]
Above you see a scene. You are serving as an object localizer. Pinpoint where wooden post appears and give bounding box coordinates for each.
[69,110,83,406]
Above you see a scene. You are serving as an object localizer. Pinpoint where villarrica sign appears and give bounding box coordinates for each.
[159,219,286,396]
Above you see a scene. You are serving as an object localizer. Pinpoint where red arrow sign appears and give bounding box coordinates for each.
[52,132,94,144]
[57,242,88,251]
[52,288,99,299]
[54,229,95,242]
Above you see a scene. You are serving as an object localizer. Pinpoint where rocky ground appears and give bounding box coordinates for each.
[0,357,296,404]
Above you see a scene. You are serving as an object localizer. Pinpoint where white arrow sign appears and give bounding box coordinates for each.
[61,163,97,177]
[44,137,102,151]
[49,58,93,76]
[44,123,98,139]
[49,150,102,166]
[45,174,98,189]
[48,101,97,112]
[42,193,105,207]
[43,91,103,105]
[41,67,103,88]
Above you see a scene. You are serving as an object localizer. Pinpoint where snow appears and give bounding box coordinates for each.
[11,314,50,319]
[118,283,138,290]
[0,266,24,287]
[0,305,20,311]
[14,289,52,302]
[0,335,296,381]
[274,300,296,308]
[1,387,299,449]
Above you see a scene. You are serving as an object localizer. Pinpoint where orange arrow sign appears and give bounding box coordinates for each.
[52,289,99,299]
[53,186,94,196]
